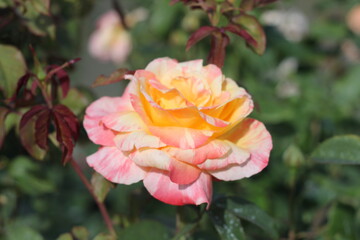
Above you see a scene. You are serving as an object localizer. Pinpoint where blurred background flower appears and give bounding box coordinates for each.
[88,10,132,64]
[347,4,360,35]
[261,9,309,42]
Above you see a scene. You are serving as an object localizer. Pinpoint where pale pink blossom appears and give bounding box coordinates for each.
[347,5,360,35]
[84,58,272,207]
[88,10,132,64]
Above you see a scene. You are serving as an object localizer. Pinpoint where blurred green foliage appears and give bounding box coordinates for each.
[1,0,360,239]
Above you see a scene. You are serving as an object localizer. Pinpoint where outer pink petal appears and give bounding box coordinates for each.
[114,130,166,152]
[198,141,250,170]
[143,170,212,206]
[169,159,202,185]
[102,111,146,132]
[209,119,272,181]
[149,126,213,149]
[165,139,230,165]
[85,96,131,118]
[83,116,115,146]
[84,97,130,146]
[130,149,171,170]
[87,147,146,184]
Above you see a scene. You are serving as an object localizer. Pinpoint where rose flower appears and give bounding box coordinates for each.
[84,58,272,207]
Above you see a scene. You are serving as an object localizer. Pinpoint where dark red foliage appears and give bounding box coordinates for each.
[207,31,230,68]
[13,73,31,98]
[186,26,218,51]
[52,104,79,164]
[47,65,70,98]
[224,24,257,47]
[20,105,48,129]
[35,109,51,150]
[92,69,134,87]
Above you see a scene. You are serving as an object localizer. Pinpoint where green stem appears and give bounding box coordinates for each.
[70,159,117,237]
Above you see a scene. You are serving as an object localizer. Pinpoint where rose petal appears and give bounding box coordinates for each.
[204,64,223,97]
[169,159,202,185]
[114,130,166,151]
[83,115,115,146]
[85,96,130,118]
[84,96,132,146]
[149,126,213,149]
[165,139,230,165]
[87,147,146,184]
[209,119,272,181]
[130,149,171,170]
[144,58,182,86]
[198,141,250,170]
[102,111,146,132]
[143,170,212,206]
[179,59,203,74]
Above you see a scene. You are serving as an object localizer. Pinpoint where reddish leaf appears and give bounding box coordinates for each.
[13,73,31,98]
[240,0,277,10]
[20,107,47,160]
[92,69,132,87]
[240,0,255,11]
[186,26,217,51]
[47,65,70,98]
[0,107,10,149]
[52,104,79,164]
[254,0,278,7]
[231,14,266,55]
[10,73,36,108]
[14,89,36,108]
[224,24,257,46]
[207,31,230,68]
[35,109,51,150]
[20,105,48,129]
[53,104,79,140]
[170,0,181,4]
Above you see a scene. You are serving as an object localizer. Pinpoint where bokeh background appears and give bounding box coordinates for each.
[1,0,360,239]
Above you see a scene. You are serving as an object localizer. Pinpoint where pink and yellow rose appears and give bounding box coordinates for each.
[84,58,272,206]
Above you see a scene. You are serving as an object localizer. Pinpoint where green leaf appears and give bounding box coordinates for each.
[0,0,13,8]
[91,172,114,203]
[0,107,10,149]
[311,135,360,164]
[71,226,89,240]
[118,220,170,240]
[93,233,116,240]
[209,207,246,240]
[324,202,359,239]
[213,197,278,239]
[5,222,44,240]
[0,44,27,98]
[0,190,17,221]
[28,0,51,16]
[172,223,198,240]
[150,0,181,37]
[8,156,55,195]
[60,88,90,115]
[56,233,73,240]
[20,0,55,38]
[19,115,47,160]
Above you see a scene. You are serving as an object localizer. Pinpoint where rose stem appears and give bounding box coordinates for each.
[70,159,117,237]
